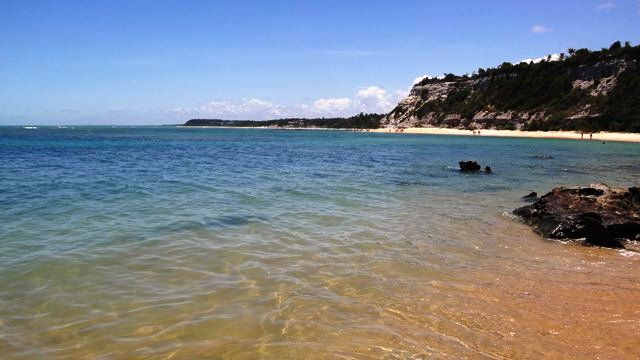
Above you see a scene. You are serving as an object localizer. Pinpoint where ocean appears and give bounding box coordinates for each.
[1,126,639,359]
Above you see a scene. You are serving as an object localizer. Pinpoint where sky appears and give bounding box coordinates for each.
[1,0,639,125]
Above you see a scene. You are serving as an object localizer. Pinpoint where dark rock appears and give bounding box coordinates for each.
[534,155,554,159]
[578,187,604,197]
[523,192,538,199]
[459,161,481,172]
[607,222,640,240]
[547,212,624,248]
[458,161,494,174]
[513,184,640,249]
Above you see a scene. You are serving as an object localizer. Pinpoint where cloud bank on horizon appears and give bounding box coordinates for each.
[171,86,407,120]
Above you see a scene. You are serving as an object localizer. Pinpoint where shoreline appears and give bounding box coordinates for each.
[367,127,640,143]
[179,125,640,143]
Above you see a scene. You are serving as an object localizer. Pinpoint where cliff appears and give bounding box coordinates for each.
[382,41,640,132]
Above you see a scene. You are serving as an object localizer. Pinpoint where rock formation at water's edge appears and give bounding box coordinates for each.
[513,184,640,249]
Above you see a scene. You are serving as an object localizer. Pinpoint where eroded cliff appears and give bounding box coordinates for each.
[382,42,640,132]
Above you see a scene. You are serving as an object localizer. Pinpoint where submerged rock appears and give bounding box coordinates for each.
[513,184,640,249]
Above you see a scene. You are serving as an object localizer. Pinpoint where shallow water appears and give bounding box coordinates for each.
[1,127,639,359]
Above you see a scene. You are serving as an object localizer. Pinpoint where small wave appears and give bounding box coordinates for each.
[501,210,520,220]
[619,249,640,258]
[157,215,268,235]
[208,214,268,227]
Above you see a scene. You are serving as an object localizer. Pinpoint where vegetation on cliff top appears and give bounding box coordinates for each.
[410,41,640,132]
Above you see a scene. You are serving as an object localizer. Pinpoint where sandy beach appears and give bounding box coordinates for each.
[368,127,640,143]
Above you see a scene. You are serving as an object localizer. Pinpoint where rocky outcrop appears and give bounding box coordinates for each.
[513,184,640,249]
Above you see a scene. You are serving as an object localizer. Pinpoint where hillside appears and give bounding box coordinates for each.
[382,41,640,132]
[184,113,383,129]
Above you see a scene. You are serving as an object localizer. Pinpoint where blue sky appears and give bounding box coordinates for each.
[1,0,638,124]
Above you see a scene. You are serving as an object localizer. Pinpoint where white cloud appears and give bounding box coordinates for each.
[354,86,392,113]
[597,1,617,10]
[531,24,551,34]
[395,89,410,100]
[170,86,403,120]
[313,98,352,112]
[171,98,287,120]
[412,75,429,85]
[519,53,561,64]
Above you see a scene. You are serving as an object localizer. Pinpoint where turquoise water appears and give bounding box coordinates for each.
[1,127,640,358]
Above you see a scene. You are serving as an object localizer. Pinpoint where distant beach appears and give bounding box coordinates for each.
[368,127,640,143]
[180,125,640,143]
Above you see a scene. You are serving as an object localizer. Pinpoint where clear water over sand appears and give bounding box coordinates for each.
[1,127,639,359]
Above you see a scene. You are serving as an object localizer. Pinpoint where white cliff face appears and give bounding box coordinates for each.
[591,75,618,97]
[572,79,595,90]
[381,59,634,130]
[381,79,476,128]
[381,81,460,127]
[588,59,628,96]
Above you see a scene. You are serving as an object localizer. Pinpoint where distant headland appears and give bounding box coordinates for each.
[183,113,384,129]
